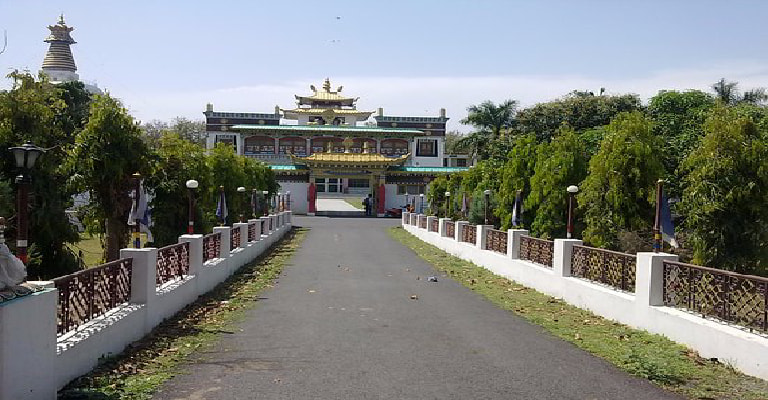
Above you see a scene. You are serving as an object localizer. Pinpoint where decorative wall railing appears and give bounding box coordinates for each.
[53,258,133,335]
[663,260,768,333]
[445,221,455,238]
[461,224,477,244]
[571,245,636,292]
[203,232,221,263]
[231,227,241,251]
[486,229,507,254]
[248,222,257,242]
[519,236,554,267]
[269,218,273,232]
[156,242,190,286]
[419,216,427,229]
[430,218,439,233]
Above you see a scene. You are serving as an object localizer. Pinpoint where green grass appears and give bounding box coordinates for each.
[343,197,365,210]
[68,233,105,268]
[388,226,768,400]
[58,227,308,400]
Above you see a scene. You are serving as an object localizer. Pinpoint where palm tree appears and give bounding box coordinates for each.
[711,78,768,105]
[460,99,518,138]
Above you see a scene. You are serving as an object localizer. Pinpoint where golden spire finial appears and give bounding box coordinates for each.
[59,13,65,25]
[323,78,331,92]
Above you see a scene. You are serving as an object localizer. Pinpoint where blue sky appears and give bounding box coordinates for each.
[1,0,767,131]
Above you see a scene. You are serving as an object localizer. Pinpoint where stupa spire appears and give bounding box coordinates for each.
[42,15,78,80]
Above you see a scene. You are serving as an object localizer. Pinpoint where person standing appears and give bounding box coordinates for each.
[364,194,372,216]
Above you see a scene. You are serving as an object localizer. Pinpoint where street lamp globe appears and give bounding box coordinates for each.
[445,191,450,197]
[237,186,246,192]
[483,189,491,196]
[262,190,269,195]
[186,179,199,189]
[9,141,44,170]
[567,185,579,194]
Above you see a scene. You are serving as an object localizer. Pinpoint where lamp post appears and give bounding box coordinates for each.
[251,189,258,218]
[131,173,143,247]
[185,179,198,234]
[483,189,491,225]
[8,141,44,264]
[566,185,579,239]
[277,192,283,212]
[237,187,247,222]
[419,193,424,214]
[262,190,269,215]
[444,191,451,218]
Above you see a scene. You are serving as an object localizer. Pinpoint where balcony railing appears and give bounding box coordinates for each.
[445,221,455,238]
[53,258,132,335]
[248,222,258,242]
[486,229,507,254]
[230,227,241,251]
[571,245,636,292]
[203,232,221,263]
[519,236,554,267]
[156,242,190,286]
[663,260,768,333]
[430,218,439,232]
[461,224,477,244]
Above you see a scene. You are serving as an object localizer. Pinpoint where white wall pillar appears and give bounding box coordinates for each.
[213,226,231,260]
[553,239,583,277]
[402,211,410,226]
[455,221,468,242]
[0,289,58,400]
[508,229,529,259]
[477,224,493,249]
[438,217,451,237]
[636,252,679,306]
[121,247,158,307]
[179,234,203,278]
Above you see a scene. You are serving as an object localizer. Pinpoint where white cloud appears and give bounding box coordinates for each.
[116,61,768,133]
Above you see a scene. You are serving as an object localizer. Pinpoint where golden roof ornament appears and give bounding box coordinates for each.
[323,78,331,92]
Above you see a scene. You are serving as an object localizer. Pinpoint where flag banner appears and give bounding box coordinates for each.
[216,191,228,222]
[511,191,523,227]
[460,194,468,214]
[127,181,153,242]
[660,192,678,248]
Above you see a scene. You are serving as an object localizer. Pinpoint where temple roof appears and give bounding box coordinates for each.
[295,78,357,106]
[232,124,424,136]
[291,152,410,168]
[282,108,372,116]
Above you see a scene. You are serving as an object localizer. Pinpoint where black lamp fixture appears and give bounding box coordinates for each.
[483,189,492,225]
[566,185,579,239]
[237,186,246,222]
[8,141,44,264]
[186,179,199,234]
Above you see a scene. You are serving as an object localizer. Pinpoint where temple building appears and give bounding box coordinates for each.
[40,15,100,93]
[204,78,469,216]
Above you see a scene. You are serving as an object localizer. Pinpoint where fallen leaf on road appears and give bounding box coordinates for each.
[410,294,418,300]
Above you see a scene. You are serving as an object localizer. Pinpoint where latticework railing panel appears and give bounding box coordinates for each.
[203,232,221,263]
[430,218,439,233]
[269,218,273,232]
[461,224,477,244]
[231,227,241,250]
[156,242,190,286]
[248,223,257,242]
[571,245,635,292]
[663,260,768,333]
[445,221,455,239]
[519,236,554,267]
[53,258,132,335]
[487,229,507,254]
[419,216,427,229]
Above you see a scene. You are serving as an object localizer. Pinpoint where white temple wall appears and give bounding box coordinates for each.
[278,182,309,214]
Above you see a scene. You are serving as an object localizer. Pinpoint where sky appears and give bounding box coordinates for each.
[1,0,767,132]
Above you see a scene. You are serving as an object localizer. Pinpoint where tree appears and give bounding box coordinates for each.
[647,90,715,198]
[0,71,89,278]
[578,112,664,249]
[443,130,464,155]
[525,126,588,239]
[711,78,768,105]
[205,144,247,226]
[514,92,642,142]
[678,106,768,275]
[67,94,151,261]
[460,99,518,138]
[141,117,206,147]
[496,134,538,229]
[453,130,492,161]
[145,133,212,247]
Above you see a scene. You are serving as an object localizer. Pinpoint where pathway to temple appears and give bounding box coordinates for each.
[153,217,680,400]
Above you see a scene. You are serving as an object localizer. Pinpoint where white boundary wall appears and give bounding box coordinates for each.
[402,212,768,381]
[0,212,292,400]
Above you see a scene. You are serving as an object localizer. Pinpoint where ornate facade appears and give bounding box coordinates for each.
[204,79,469,215]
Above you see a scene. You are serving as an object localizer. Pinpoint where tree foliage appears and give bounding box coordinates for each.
[496,134,538,229]
[525,126,588,239]
[460,99,517,138]
[514,92,642,142]
[67,94,151,261]
[678,106,768,275]
[578,112,663,249]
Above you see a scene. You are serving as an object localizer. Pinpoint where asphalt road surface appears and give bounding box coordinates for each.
[153,216,681,400]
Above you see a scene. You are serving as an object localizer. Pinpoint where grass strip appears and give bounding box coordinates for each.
[388,226,768,400]
[59,227,308,400]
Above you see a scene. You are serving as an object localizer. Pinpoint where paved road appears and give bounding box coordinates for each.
[316,198,362,212]
[154,217,681,400]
